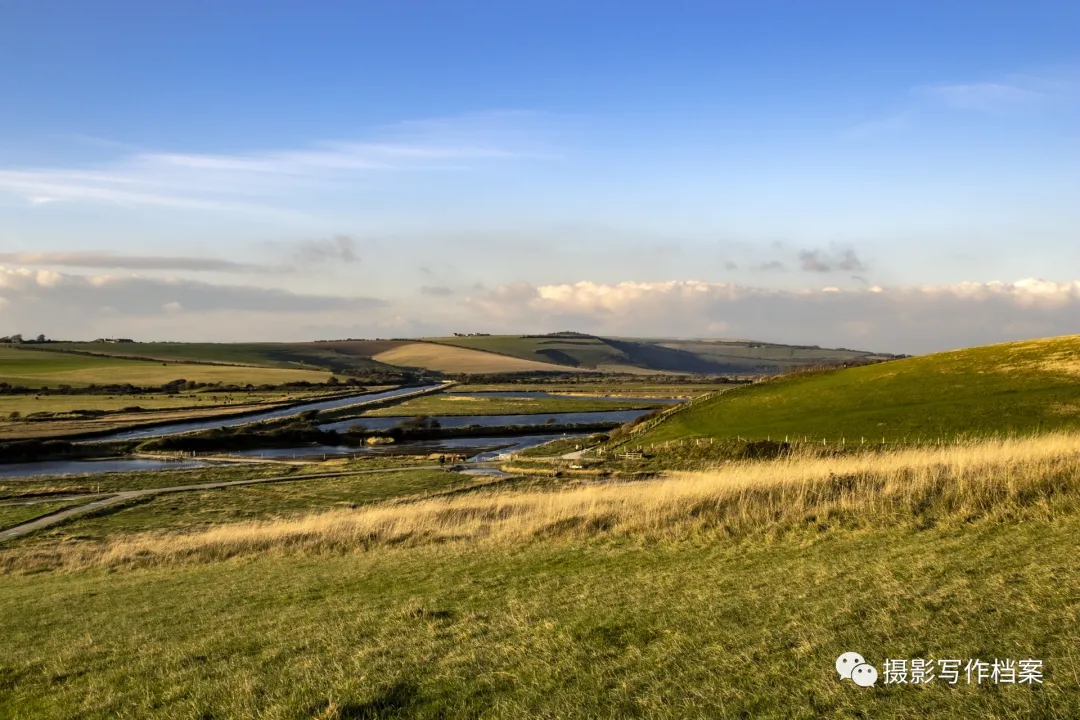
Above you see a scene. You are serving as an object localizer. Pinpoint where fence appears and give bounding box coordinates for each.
[601,384,749,452]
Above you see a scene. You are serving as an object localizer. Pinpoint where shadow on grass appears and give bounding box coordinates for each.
[309,681,422,719]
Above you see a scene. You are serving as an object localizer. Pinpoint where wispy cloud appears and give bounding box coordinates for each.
[0,251,267,273]
[420,285,455,297]
[799,249,866,273]
[0,266,384,316]
[919,81,1045,112]
[846,71,1077,136]
[0,112,539,214]
[291,236,359,264]
[845,113,910,139]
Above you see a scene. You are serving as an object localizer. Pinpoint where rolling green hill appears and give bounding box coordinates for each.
[28,334,895,377]
[636,335,1080,444]
[429,333,891,374]
[44,342,404,375]
[0,347,337,388]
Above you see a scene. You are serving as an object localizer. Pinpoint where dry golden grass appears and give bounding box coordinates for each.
[8,433,1080,573]
[372,342,579,374]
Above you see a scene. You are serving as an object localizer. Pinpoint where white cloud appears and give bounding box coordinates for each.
[4,265,1080,354]
[0,266,387,340]
[466,279,1080,354]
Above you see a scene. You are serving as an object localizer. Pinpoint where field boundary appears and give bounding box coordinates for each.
[602,381,766,451]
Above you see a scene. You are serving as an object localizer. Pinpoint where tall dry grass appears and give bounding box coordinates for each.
[7,433,1080,573]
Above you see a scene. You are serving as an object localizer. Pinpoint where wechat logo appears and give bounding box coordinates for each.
[837,652,878,687]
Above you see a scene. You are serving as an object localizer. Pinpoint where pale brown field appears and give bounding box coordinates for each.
[372,342,582,374]
[10,432,1080,573]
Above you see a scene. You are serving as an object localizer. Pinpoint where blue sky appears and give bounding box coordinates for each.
[0,1,1078,351]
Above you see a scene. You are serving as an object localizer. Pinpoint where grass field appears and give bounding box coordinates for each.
[45,342,403,375]
[0,390,340,440]
[635,335,1080,445]
[0,457,440,503]
[1,435,1079,717]
[451,383,728,397]
[372,342,578,374]
[0,465,300,502]
[0,499,91,531]
[0,390,327,417]
[3,469,475,546]
[0,347,338,388]
[357,393,660,417]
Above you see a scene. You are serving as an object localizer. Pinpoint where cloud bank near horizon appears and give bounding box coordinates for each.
[2,267,1079,354]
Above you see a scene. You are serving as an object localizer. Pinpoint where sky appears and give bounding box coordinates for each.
[0,0,1078,354]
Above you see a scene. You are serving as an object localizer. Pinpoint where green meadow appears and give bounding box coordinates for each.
[637,336,1080,445]
[0,347,336,388]
[1,500,1076,718]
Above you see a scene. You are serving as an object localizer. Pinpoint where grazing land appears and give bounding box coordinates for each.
[0,390,334,417]
[45,341,404,375]
[2,468,480,545]
[0,390,349,441]
[357,393,661,417]
[2,434,1079,717]
[635,335,1080,446]
[0,499,92,531]
[371,342,579,374]
[0,347,339,388]
[450,382,730,397]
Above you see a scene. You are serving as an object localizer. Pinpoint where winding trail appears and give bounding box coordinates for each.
[0,463,495,541]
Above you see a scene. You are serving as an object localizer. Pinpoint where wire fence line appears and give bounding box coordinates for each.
[602,384,750,452]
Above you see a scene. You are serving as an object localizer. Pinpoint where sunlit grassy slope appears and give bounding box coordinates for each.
[3,436,1080,716]
[636,335,1080,444]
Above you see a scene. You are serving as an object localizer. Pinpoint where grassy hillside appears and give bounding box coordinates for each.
[430,334,892,374]
[29,336,894,378]
[2,436,1079,717]
[371,342,580,374]
[0,347,337,388]
[636,335,1080,445]
[45,342,402,375]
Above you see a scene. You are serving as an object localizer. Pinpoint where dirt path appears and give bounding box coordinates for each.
[0,464,484,541]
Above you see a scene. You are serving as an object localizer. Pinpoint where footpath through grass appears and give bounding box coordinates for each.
[638,335,1080,445]
[5,469,473,544]
[0,516,1076,718]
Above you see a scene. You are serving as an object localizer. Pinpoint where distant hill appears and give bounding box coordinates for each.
[45,341,404,376]
[428,334,895,374]
[32,334,897,377]
[635,335,1080,444]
